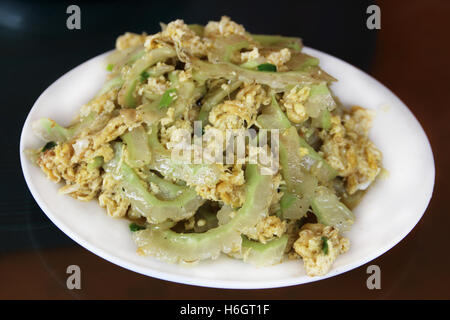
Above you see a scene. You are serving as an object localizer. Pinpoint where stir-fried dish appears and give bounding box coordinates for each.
[29,17,382,276]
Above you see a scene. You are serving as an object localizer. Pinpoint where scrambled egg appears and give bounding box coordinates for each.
[209,100,248,130]
[194,163,246,208]
[319,106,382,194]
[204,16,248,38]
[240,47,292,71]
[293,223,350,276]
[160,118,193,149]
[245,216,287,244]
[80,90,117,118]
[116,32,146,51]
[282,86,311,123]
[99,172,131,218]
[241,47,261,63]
[209,83,269,129]
[139,75,170,97]
[145,19,207,58]
[37,100,144,201]
[37,143,102,201]
[266,48,291,71]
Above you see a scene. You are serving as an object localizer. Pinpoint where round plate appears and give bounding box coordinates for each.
[20,47,435,289]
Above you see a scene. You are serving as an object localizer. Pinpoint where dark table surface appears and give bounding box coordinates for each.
[1,0,449,299]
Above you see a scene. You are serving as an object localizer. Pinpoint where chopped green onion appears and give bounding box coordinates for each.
[129,223,146,232]
[106,63,114,72]
[140,71,150,83]
[257,63,277,72]
[159,88,177,108]
[321,236,329,255]
[42,141,56,152]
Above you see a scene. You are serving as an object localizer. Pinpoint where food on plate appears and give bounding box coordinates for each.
[29,16,382,276]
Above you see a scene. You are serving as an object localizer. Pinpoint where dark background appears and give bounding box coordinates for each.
[0,0,448,299]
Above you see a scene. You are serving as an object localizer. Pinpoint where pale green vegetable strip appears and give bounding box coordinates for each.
[32,112,97,143]
[321,108,332,130]
[140,79,196,126]
[223,41,250,62]
[106,46,145,70]
[239,60,260,70]
[96,76,124,97]
[140,100,166,126]
[192,59,324,91]
[148,124,223,187]
[257,95,291,130]
[251,34,302,51]
[146,63,175,78]
[257,95,337,183]
[216,205,235,225]
[198,80,242,123]
[286,52,320,71]
[296,132,338,182]
[239,235,289,267]
[257,95,340,220]
[126,48,145,65]
[146,171,186,199]
[132,164,273,263]
[121,125,151,167]
[167,71,179,85]
[305,83,336,118]
[279,127,317,219]
[170,79,196,116]
[311,186,355,231]
[205,35,251,63]
[118,47,176,108]
[32,118,72,142]
[104,143,204,224]
[282,131,352,227]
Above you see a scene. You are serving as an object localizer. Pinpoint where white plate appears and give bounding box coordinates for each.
[20,47,435,289]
